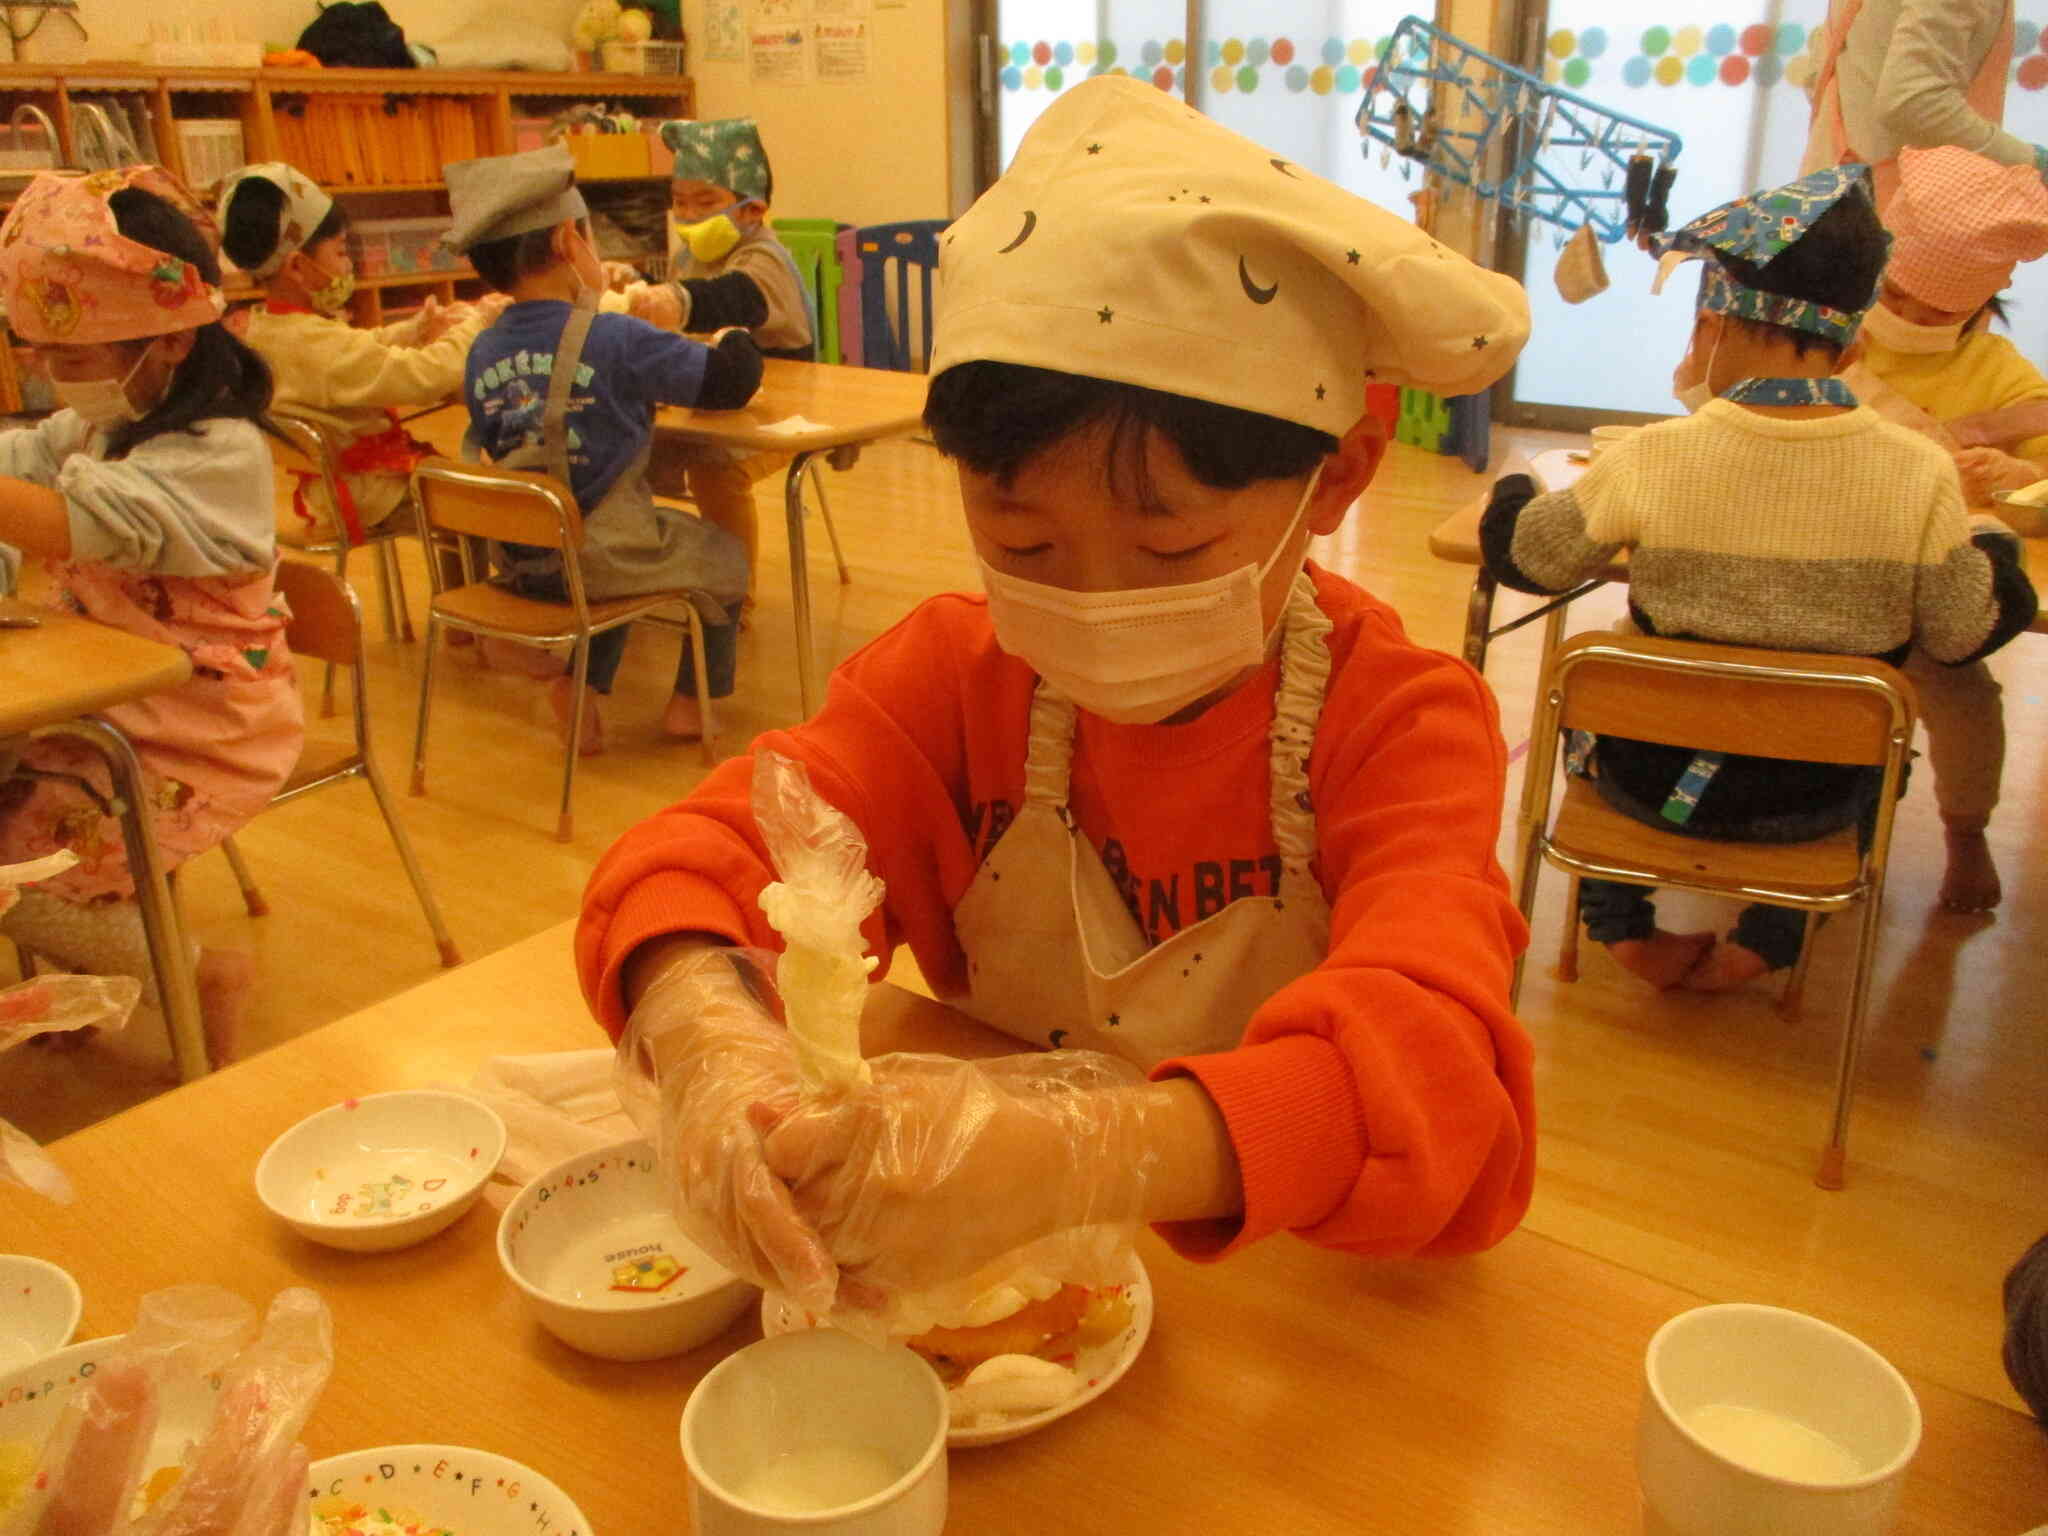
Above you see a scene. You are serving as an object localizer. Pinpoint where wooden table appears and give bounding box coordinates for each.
[4,922,2041,1533]
[1431,449,2048,672]
[0,601,207,1080]
[655,359,929,716]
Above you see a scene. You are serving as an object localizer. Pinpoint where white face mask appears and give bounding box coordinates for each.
[1673,321,1721,413]
[1860,301,1966,355]
[53,344,155,429]
[978,465,1322,725]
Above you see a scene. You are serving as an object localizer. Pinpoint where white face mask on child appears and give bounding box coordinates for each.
[54,343,156,429]
[977,465,1322,725]
[1672,321,1720,413]
[1860,301,1966,355]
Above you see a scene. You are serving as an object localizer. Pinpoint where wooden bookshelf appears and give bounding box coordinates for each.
[0,62,692,407]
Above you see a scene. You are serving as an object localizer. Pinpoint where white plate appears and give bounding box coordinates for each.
[0,1255,81,1371]
[305,1445,591,1536]
[761,1252,1152,1448]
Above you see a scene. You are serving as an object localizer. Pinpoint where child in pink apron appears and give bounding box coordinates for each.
[577,77,1538,1318]
[0,167,301,1067]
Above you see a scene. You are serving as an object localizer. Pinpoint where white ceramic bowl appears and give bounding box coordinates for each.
[306,1446,591,1536]
[255,1090,506,1253]
[683,1331,949,1535]
[0,1255,81,1370]
[498,1138,756,1361]
[0,1334,225,1511]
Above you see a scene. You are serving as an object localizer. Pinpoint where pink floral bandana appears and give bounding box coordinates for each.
[0,166,226,344]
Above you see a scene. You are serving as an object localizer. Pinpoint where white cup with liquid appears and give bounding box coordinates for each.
[682,1330,949,1536]
[1638,1303,1921,1536]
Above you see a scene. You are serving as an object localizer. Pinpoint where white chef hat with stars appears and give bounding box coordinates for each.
[931,75,1530,437]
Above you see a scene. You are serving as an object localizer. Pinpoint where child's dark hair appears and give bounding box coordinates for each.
[1707,180,1888,360]
[468,226,571,293]
[220,175,350,274]
[102,186,276,461]
[924,361,1334,505]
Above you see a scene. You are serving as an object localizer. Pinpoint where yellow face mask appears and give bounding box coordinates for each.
[673,211,743,264]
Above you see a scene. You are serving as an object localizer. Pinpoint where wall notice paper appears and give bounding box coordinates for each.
[750,25,809,85]
[812,0,868,13]
[705,0,743,60]
[813,19,869,82]
[753,0,806,22]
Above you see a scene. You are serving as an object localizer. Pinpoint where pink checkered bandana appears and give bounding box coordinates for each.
[1886,146,2048,313]
[0,167,225,345]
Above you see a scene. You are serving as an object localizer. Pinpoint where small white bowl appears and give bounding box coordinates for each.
[498,1138,756,1362]
[0,1255,81,1370]
[255,1090,506,1253]
[306,1445,591,1535]
[0,1334,225,1508]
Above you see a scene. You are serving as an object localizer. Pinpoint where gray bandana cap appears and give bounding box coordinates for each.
[442,144,590,254]
[932,75,1531,435]
[660,117,771,203]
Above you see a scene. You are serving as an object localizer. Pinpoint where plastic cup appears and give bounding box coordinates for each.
[1638,1304,1921,1536]
[682,1331,948,1535]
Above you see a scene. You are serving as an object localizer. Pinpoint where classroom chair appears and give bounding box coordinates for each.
[271,411,419,717]
[771,217,847,365]
[1512,632,1916,1191]
[853,219,945,372]
[408,457,718,843]
[211,560,458,969]
[834,226,864,371]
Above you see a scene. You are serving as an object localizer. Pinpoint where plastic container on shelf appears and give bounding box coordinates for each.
[175,120,246,192]
[601,40,684,75]
[357,217,461,276]
[348,224,393,278]
[512,118,553,154]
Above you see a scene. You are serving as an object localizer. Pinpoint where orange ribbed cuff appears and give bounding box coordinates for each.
[586,870,754,1037]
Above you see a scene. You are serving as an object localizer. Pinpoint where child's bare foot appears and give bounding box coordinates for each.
[1608,929,1715,990]
[1938,817,2001,913]
[480,635,563,678]
[195,946,254,1069]
[550,676,607,756]
[1682,940,1774,992]
[662,691,715,741]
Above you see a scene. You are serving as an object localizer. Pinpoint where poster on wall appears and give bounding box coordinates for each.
[752,0,806,22]
[749,24,809,85]
[813,17,869,80]
[812,0,867,13]
[705,0,743,60]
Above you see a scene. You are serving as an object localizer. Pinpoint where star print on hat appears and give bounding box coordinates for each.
[1648,164,1884,346]
[1885,145,2048,314]
[0,166,226,345]
[217,162,335,279]
[660,117,771,203]
[930,75,1529,436]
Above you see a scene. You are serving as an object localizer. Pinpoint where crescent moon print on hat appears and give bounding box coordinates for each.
[931,74,1529,435]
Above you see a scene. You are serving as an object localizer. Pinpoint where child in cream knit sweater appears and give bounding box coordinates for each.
[1484,167,2036,991]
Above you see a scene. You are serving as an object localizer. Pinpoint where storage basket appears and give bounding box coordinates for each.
[175,120,246,192]
[601,40,684,75]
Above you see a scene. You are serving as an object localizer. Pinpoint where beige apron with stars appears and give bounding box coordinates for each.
[951,572,1334,1069]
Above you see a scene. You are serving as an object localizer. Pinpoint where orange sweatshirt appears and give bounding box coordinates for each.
[579,564,1536,1262]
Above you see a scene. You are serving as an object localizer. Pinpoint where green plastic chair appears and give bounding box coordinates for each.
[772,217,846,365]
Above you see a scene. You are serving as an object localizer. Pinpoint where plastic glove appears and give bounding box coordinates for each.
[624,282,684,330]
[614,946,839,1316]
[602,259,641,292]
[9,1286,331,1536]
[1953,446,2040,505]
[751,1048,1158,1337]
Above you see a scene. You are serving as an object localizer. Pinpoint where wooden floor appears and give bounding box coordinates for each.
[5,422,2043,1422]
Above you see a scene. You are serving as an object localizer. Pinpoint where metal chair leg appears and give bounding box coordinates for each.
[559,635,590,842]
[361,754,461,967]
[786,451,820,717]
[321,548,348,719]
[1778,911,1824,1023]
[381,538,416,643]
[1816,900,1884,1191]
[372,540,400,646]
[687,608,716,768]
[220,836,269,917]
[1463,569,1498,673]
[411,614,442,798]
[805,458,852,585]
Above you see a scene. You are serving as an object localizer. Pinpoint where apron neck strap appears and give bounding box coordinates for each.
[1267,569,1333,864]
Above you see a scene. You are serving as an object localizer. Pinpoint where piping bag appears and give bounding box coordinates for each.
[752,751,883,1096]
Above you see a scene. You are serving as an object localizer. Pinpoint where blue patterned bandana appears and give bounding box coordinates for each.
[661,117,771,203]
[1654,165,1887,346]
[1722,375,1858,407]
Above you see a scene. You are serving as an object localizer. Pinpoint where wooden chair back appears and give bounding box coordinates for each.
[270,558,359,669]
[411,456,583,556]
[1550,634,1909,768]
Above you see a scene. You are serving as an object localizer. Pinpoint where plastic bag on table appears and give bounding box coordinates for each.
[3,1286,332,1536]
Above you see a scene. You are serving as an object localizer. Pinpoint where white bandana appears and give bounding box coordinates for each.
[219,162,335,280]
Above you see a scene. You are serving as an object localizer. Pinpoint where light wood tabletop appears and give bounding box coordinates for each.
[652,357,928,455]
[4,921,2041,1533]
[0,599,192,736]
